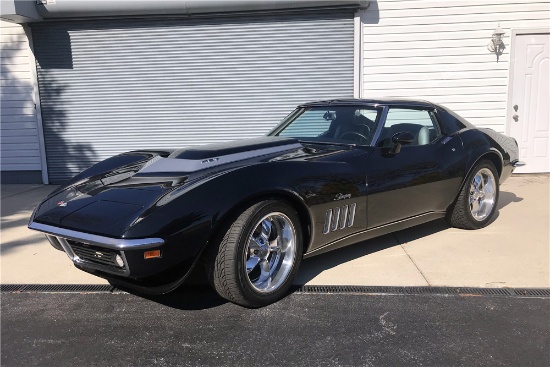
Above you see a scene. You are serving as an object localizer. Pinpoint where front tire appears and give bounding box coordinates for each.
[447,160,499,229]
[206,200,303,308]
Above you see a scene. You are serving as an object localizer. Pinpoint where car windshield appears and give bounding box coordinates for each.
[270,106,382,146]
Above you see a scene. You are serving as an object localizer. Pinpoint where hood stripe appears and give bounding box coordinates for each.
[138,143,303,174]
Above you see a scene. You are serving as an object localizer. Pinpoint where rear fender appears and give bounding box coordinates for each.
[462,149,503,186]
[450,130,504,207]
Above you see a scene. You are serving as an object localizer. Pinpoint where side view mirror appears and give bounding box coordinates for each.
[390,132,414,154]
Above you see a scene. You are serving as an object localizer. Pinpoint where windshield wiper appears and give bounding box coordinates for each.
[299,140,358,149]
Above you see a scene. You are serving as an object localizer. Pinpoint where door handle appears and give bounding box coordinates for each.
[513,114,519,121]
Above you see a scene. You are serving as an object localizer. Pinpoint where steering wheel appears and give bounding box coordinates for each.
[339,130,370,144]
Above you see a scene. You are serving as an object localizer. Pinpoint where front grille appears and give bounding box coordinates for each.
[67,240,126,273]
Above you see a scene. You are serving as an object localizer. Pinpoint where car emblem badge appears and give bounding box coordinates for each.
[57,201,67,207]
[201,157,219,164]
[334,193,351,201]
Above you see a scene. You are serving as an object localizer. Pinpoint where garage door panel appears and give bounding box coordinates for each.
[32,11,354,183]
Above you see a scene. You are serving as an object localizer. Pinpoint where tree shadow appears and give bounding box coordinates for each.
[1,31,43,184]
[0,185,57,255]
[1,25,97,184]
[31,71,97,184]
[1,185,58,216]
[0,234,46,255]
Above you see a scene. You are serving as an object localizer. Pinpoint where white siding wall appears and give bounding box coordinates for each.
[361,0,550,133]
[0,20,42,172]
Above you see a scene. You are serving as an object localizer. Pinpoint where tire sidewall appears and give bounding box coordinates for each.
[463,161,500,229]
[234,200,303,307]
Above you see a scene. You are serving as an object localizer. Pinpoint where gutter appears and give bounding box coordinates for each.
[1,0,369,23]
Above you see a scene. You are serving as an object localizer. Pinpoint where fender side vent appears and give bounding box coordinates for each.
[323,203,356,234]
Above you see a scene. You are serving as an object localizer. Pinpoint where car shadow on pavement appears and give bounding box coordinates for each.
[485,190,523,226]
[294,220,450,286]
[110,191,525,310]
[295,190,523,286]
[498,190,523,209]
[135,285,228,311]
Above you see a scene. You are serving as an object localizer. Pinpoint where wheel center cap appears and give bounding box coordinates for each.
[257,237,269,258]
[473,190,484,200]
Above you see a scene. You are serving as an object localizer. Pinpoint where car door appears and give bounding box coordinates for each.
[366,106,464,228]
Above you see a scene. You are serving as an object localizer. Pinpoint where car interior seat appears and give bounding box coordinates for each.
[340,114,374,138]
[417,126,431,145]
[376,123,424,147]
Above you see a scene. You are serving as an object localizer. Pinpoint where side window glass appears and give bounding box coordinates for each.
[376,108,439,147]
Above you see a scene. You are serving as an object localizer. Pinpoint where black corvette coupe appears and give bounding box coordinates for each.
[29,99,523,307]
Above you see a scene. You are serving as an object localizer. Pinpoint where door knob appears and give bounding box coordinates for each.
[513,114,519,121]
[513,104,518,112]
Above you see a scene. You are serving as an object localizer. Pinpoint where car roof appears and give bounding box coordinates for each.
[299,98,437,109]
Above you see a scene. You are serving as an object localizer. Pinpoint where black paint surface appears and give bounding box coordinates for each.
[2,289,548,367]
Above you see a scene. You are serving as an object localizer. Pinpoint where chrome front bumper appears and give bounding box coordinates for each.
[29,222,164,277]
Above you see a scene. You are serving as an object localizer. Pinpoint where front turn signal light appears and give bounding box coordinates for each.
[144,250,161,259]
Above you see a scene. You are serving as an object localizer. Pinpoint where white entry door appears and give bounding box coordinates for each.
[508,32,550,173]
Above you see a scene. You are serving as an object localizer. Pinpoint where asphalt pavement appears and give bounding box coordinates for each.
[2,289,548,367]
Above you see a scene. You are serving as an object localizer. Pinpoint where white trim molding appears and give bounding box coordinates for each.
[353,9,366,98]
[23,24,49,184]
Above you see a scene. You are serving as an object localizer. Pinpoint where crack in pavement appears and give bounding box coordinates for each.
[393,233,431,286]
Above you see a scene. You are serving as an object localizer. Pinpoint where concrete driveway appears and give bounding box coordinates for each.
[1,175,548,288]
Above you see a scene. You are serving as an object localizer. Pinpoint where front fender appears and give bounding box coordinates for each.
[123,158,366,258]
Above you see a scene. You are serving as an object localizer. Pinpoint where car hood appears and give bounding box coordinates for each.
[31,137,358,237]
[141,136,303,174]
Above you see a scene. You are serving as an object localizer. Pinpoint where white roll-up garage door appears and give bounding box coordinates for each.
[31,10,355,183]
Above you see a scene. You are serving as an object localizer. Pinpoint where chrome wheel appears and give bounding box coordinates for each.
[244,212,296,293]
[208,200,303,307]
[469,168,496,221]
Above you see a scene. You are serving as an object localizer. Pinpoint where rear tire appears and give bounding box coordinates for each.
[206,200,303,308]
[447,160,499,229]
